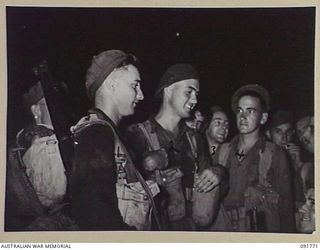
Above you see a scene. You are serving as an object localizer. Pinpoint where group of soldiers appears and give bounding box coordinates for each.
[6,49,314,233]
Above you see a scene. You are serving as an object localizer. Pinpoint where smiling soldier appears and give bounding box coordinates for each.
[68,50,160,231]
[203,105,229,161]
[126,64,225,230]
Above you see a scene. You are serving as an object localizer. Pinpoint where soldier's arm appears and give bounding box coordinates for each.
[126,125,151,162]
[69,124,134,230]
[196,133,227,183]
[126,124,165,178]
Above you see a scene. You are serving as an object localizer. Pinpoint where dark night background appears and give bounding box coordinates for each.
[6,7,315,143]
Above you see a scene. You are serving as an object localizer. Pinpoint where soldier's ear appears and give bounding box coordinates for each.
[163,85,173,100]
[102,76,117,92]
[260,112,268,125]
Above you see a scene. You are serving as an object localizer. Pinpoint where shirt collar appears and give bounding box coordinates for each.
[88,108,117,128]
[148,115,190,136]
[230,133,267,152]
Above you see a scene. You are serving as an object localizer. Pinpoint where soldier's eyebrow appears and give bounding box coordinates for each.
[187,86,199,93]
[131,79,141,86]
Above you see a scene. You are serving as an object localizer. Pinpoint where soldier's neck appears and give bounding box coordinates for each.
[155,105,181,135]
[239,130,260,151]
[206,133,220,149]
[95,100,121,125]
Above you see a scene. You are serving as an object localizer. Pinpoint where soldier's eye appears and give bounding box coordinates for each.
[309,125,314,133]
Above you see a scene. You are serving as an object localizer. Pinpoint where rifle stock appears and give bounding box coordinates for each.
[33,61,73,174]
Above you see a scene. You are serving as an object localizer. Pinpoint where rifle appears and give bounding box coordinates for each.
[32,61,73,174]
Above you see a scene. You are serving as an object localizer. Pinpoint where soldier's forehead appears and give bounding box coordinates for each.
[296,116,311,129]
[238,95,261,108]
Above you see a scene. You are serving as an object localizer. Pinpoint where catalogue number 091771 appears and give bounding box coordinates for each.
[300,244,318,248]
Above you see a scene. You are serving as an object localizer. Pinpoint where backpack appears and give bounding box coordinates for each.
[71,114,161,230]
[5,126,76,231]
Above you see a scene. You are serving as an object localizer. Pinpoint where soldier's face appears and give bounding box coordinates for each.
[270,123,294,147]
[296,116,314,153]
[166,79,199,119]
[236,95,267,135]
[112,64,143,117]
[207,111,229,144]
[186,110,204,130]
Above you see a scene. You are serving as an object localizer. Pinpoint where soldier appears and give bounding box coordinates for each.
[68,50,160,231]
[213,84,295,232]
[5,82,72,231]
[126,64,225,230]
[294,112,314,233]
[185,110,205,131]
[203,105,229,161]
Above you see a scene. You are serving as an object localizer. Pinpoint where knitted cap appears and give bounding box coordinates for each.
[231,84,270,113]
[155,64,199,98]
[85,50,135,100]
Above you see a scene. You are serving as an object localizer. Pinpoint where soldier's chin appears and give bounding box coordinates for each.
[238,128,249,134]
[126,107,135,116]
[216,138,224,143]
[183,110,192,118]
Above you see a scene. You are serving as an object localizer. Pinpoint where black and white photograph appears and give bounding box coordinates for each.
[3,1,317,242]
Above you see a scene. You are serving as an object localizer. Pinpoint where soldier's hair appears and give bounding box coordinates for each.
[238,90,268,112]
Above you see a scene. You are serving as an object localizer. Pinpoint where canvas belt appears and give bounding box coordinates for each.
[185,187,194,202]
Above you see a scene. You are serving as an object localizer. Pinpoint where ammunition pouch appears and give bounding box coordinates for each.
[244,185,280,232]
[160,168,186,222]
[213,185,281,232]
[116,180,160,230]
[244,185,279,211]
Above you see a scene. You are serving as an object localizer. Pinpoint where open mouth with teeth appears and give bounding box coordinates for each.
[185,104,195,112]
[133,101,139,107]
[217,133,226,138]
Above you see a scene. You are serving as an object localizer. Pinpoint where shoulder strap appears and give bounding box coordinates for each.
[76,116,162,230]
[258,141,274,186]
[185,130,198,160]
[71,114,109,137]
[111,123,162,230]
[218,143,231,166]
[137,120,165,192]
[137,120,161,151]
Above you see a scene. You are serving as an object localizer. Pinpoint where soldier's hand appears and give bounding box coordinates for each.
[142,148,168,172]
[285,143,302,168]
[194,168,220,193]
